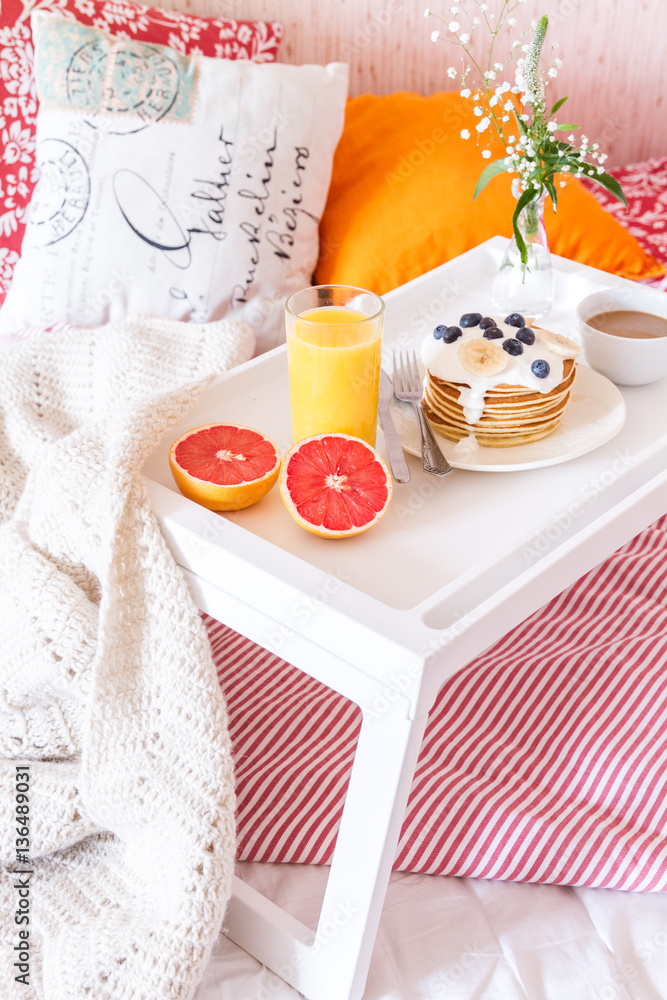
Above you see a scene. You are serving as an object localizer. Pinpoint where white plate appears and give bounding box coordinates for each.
[389,363,627,472]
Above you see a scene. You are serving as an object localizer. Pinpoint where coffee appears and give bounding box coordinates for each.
[586,309,667,340]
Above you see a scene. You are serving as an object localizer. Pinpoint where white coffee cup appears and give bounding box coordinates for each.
[577,285,667,386]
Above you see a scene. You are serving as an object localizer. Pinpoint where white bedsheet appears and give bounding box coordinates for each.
[196,863,667,1000]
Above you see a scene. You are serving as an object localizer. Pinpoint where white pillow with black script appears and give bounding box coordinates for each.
[0,12,348,353]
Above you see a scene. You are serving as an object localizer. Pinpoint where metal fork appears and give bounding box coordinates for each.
[392,351,453,477]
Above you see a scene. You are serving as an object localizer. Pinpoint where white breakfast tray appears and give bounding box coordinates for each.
[143,237,667,1000]
[144,237,667,639]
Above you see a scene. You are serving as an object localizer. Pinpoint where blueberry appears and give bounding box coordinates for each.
[503,338,523,356]
[516,327,536,345]
[479,316,496,329]
[460,312,482,328]
[442,325,462,343]
[504,312,525,328]
[483,326,503,340]
[531,359,551,379]
[433,324,447,339]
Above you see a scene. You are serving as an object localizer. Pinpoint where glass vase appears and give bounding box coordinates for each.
[491,192,554,321]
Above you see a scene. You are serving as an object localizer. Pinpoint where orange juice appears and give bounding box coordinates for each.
[287,305,383,445]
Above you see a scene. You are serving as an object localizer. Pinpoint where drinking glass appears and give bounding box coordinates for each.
[285,284,384,445]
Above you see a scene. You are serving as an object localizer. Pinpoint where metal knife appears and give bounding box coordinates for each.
[378,369,411,483]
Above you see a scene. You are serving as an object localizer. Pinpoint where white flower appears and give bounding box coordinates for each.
[599,153,608,163]
[476,116,491,132]
[548,68,558,78]
[560,180,567,187]
[597,166,605,174]
[460,129,471,139]
[449,20,460,32]
[489,95,498,106]
[431,29,440,41]
[504,100,514,111]
[546,121,557,132]
[580,135,588,146]
[424,7,430,15]
[508,18,516,26]
[555,57,563,67]
[480,3,488,9]
[447,66,457,78]
[502,115,510,122]
[450,5,459,11]
[494,62,504,71]
[460,88,471,98]
[460,33,470,43]
[483,70,496,80]
[473,17,481,25]
[474,106,483,116]
[481,149,492,158]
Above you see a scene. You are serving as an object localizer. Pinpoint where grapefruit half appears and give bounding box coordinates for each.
[169,422,281,511]
[279,433,392,538]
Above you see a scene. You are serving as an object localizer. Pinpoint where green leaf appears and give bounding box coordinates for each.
[511,188,538,266]
[556,123,580,130]
[588,171,628,208]
[473,158,510,200]
[544,175,558,210]
[549,96,569,117]
[513,110,528,136]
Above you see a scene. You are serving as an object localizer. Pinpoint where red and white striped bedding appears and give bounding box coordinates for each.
[208,515,667,891]
[208,160,667,891]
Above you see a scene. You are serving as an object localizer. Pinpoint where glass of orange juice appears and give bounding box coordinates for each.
[285,285,385,446]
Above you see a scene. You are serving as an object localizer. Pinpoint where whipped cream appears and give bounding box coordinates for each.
[421,317,566,424]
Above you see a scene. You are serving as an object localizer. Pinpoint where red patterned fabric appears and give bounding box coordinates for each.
[584,158,667,272]
[0,0,283,304]
[209,513,667,891]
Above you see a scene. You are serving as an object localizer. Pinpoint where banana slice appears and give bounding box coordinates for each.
[535,328,583,359]
[458,339,508,377]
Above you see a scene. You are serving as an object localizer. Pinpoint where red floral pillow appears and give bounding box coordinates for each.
[0,0,283,305]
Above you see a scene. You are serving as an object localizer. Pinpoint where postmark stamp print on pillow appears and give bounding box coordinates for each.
[37,20,199,129]
[0,13,348,352]
[29,138,90,247]
[0,0,284,306]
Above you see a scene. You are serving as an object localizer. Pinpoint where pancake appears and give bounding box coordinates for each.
[420,313,583,448]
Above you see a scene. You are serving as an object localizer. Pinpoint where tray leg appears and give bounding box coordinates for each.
[226,690,429,1000]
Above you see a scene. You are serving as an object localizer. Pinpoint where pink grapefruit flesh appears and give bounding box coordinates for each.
[169,422,280,511]
[279,433,392,538]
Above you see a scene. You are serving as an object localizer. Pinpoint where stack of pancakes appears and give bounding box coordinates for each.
[423,356,577,448]
[420,314,583,449]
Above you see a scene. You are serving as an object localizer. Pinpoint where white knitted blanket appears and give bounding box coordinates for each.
[0,316,255,999]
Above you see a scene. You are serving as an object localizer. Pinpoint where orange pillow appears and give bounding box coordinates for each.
[315,92,665,294]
